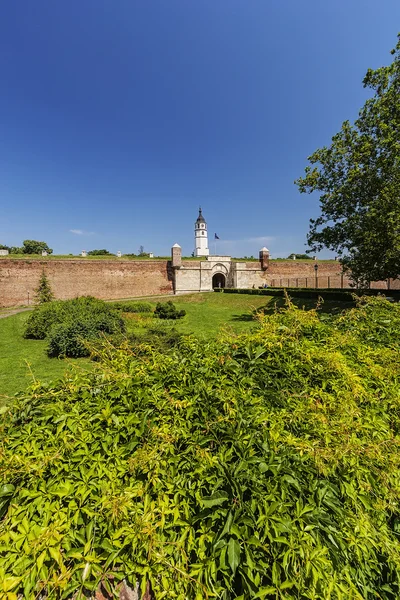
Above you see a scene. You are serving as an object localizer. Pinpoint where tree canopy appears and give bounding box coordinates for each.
[21,240,53,255]
[287,253,310,260]
[296,35,400,286]
[87,249,112,255]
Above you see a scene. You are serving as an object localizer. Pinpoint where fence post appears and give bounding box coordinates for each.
[341,273,344,289]
[288,278,290,287]
[305,277,308,288]
[296,278,299,288]
[328,276,330,289]
[388,278,391,290]
[280,278,283,287]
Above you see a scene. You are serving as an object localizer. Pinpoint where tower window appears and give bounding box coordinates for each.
[202,231,204,235]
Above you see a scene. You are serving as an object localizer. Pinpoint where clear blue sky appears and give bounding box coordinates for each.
[1,1,399,257]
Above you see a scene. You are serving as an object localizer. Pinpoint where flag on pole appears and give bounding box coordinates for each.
[214,233,220,240]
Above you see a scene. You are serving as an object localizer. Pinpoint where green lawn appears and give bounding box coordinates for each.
[125,292,353,334]
[123,293,277,338]
[0,292,351,400]
[0,294,271,399]
[0,312,91,402]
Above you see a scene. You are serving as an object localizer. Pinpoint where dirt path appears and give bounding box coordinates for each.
[0,307,32,319]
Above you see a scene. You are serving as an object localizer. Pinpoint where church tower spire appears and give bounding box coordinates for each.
[194,207,209,257]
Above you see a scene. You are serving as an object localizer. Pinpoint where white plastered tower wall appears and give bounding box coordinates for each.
[171,247,270,294]
[194,207,209,257]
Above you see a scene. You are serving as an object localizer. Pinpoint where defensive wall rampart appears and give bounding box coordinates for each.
[0,258,397,308]
[0,259,173,307]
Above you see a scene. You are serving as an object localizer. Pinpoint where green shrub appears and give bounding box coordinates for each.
[154,300,186,319]
[3,297,400,598]
[24,301,64,339]
[23,296,125,357]
[110,301,153,313]
[47,320,97,358]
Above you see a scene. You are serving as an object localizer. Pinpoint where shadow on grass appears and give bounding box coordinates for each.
[231,297,355,322]
[230,313,256,322]
[261,296,356,315]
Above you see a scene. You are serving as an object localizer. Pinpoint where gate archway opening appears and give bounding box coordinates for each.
[212,272,226,289]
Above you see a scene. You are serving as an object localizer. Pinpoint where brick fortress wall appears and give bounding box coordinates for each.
[265,261,399,290]
[0,259,173,308]
[0,258,397,308]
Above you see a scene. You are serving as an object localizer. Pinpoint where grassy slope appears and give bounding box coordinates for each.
[0,312,91,401]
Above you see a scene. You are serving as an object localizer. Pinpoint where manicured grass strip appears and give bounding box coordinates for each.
[0,312,92,400]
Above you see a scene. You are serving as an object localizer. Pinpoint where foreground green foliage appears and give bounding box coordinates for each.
[24,297,125,358]
[296,35,400,286]
[1,297,400,598]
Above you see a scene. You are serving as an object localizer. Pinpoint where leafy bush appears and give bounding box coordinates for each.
[47,320,97,358]
[110,301,153,313]
[24,296,125,357]
[154,300,186,319]
[3,297,400,598]
[24,300,66,339]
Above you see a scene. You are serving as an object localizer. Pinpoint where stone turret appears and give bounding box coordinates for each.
[171,243,182,268]
[259,247,269,270]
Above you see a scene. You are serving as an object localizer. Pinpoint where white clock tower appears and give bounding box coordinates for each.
[194,207,210,257]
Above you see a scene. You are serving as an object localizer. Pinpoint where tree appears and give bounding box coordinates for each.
[34,271,54,304]
[287,253,310,260]
[296,35,400,286]
[22,240,53,255]
[87,249,112,256]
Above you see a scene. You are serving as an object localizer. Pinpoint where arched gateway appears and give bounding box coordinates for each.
[212,272,226,289]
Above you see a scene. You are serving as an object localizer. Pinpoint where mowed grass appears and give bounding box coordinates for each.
[0,292,352,400]
[123,293,277,338]
[0,293,270,399]
[123,292,353,338]
[0,312,92,402]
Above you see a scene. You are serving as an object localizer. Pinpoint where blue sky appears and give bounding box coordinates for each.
[0,1,399,258]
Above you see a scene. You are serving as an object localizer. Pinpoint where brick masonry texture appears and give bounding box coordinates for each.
[0,260,173,307]
[265,261,399,290]
[0,259,396,308]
